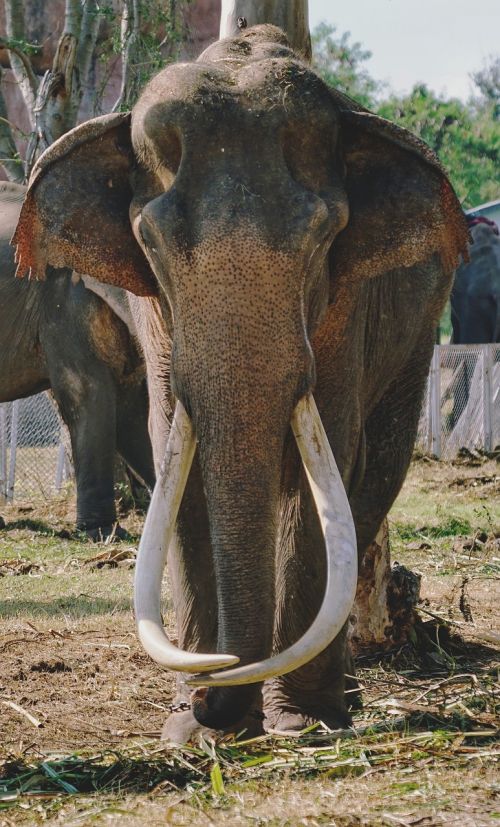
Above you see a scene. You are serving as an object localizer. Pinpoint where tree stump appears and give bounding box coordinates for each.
[350,518,421,655]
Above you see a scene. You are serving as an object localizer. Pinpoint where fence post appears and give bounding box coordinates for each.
[54,442,66,492]
[7,400,19,501]
[430,346,441,458]
[425,372,432,455]
[482,345,493,453]
[0,405,7,501]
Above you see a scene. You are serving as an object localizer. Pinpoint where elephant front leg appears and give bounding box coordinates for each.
[264,473,354,734]
[51,366,118,537]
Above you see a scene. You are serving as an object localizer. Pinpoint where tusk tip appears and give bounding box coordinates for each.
[186,673,219,687]
[186,667,240,686]
[185,654,240,673]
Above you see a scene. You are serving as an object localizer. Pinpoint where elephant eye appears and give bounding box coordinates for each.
[138,220,149,248]
[137,216,160,256]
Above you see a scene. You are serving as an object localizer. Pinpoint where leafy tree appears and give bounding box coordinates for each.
[311,22,499,209]
[0,0,188,180]
[311,22,381,109]
[471,56,500,114]
[95,1,185,113]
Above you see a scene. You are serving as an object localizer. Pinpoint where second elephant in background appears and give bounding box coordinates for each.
[0,181,155,537]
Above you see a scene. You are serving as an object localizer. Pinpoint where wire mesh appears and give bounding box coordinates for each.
[416,344,500,459]
[0,347,498,503]
[0,392,70,502]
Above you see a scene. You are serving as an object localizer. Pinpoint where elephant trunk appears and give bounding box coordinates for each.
[188,414,285,729]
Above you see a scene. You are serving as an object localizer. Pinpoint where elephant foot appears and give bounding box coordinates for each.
[263,681,352,736]
[161,707,265,745]
[264,705,352,736]
[80,523,131,543]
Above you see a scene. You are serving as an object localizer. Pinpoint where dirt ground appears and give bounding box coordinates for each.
[0,455,498,826]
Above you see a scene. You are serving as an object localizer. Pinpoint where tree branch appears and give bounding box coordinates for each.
[113,0,142,112]
[0,37,39,97]
[24,1,102,175]
[0,69,24,182]
[25,32,79,173]
[76,0,103,94]
[64,0,83,38]
[3,0,38,126]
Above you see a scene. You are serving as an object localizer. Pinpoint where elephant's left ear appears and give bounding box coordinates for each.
[12,112,157,297]
[333,106,469,282]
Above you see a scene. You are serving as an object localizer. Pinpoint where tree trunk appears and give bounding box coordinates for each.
[0,72,23,182]
[350,518,421,654]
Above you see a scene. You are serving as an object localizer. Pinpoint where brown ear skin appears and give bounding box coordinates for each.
[12,112,157,298]
[331,102,469,290]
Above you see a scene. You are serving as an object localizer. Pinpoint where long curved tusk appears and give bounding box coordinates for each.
[187,394,357,687]
[134,401,240,672]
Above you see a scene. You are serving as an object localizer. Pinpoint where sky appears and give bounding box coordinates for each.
[308,0,500,101]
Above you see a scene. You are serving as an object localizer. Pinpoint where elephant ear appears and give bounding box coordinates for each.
[12,112,157,297]
[332,95,469,284]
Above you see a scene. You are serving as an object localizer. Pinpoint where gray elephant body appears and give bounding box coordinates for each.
[451,220,500,343]
[12,26,468,736]
[0,181,155,533]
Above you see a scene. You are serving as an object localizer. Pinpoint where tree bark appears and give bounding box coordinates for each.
[3,0,37,125]
[350,518,421,654]
[24,0,102,176]
[0,70,23,181]
[113,0,142,112]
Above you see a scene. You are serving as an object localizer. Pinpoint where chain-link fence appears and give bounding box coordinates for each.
[0,392,70,502]
[0,346,498,503]
[417,344,500,459]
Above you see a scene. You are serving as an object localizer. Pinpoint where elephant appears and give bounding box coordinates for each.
[451,216,500,343]
[0,181,155,536]
[11,24,468,740]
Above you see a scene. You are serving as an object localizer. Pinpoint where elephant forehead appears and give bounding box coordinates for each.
[133,56,337,140]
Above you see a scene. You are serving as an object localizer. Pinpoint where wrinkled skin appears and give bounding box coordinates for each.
[12,26,468,737]
[0,182,155,535]
[451,221,500,344]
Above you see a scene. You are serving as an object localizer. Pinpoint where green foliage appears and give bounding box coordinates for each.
[311,22,382,108]
[311,22,499,210]
[94,1,190,113]
[471,56,500,111]
[0,36,41,57]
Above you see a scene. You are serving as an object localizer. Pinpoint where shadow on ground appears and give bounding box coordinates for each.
[0,596,132,619]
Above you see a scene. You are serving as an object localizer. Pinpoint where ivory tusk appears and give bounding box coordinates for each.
[187,394,358,687]
[133,401,240,672]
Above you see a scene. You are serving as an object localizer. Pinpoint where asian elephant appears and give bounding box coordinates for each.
[0,181,155,536]
[451,216,500,344]
[12,25,468,739]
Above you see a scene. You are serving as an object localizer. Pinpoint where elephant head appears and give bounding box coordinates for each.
[13,25,467,731]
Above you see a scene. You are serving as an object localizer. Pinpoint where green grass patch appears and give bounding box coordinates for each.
[393,516,472,541]
[0,716,497,814]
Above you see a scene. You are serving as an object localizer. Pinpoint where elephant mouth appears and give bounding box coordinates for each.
[133,395,358,686]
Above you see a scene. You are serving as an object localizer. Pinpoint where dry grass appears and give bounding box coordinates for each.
[0,456,499,826]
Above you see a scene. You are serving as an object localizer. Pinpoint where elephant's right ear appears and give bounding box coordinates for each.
[12,112,157,297]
